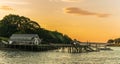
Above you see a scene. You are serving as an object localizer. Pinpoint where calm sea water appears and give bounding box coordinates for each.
[0,47,120,64]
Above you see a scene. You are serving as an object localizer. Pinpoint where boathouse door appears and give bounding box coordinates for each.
[34,37,41,45]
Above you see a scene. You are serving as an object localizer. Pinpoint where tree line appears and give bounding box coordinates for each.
[0,14,72,44]
[107,38,120,44]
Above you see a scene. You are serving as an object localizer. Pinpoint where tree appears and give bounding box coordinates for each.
[0,14,40,37]
[63,35,72,44]
[20,21,40,33]
[114,38,120,44]
[0,14,73,44]
[107,39,114,44]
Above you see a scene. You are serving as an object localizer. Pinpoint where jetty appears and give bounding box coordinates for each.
[0,34,110,53]
[1,42,109,53]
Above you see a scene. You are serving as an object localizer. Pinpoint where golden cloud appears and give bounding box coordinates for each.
[0,1,29,5]
[49,0,82,2]
[62,0,82,2]
[64,7,110,17]
[0,6,14,11]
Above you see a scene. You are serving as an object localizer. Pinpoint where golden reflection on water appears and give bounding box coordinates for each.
[0,47,120,64]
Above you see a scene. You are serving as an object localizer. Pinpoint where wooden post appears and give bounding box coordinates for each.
[62,47,65,52]
[69,46,72,53]
[104,45,107,49]
[78,47,81,53]
[96,44,100,52]
[68,47,70,53]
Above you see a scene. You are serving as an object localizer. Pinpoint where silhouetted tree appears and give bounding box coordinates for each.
[107,39,114,44]
[0,14,72,44]
[114,38,120,44]
[0,14,40,37]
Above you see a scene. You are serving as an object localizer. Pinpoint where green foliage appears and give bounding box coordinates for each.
[107,39,114,44]
[0,14,40,37]
[107,38,120,44]
[37,29,72,44]
[0,14,72,44]
[114,38,120,44]
[0,37,9,42]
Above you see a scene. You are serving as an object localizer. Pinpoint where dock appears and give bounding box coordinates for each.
[0,42,110,53]
[0,34,111,53]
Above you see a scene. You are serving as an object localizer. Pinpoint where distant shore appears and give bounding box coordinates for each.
[107,44,120,47]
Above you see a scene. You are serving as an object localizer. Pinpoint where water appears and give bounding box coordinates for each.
[0,47,120,64]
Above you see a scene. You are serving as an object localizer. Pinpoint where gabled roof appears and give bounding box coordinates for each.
[10,34,39,41]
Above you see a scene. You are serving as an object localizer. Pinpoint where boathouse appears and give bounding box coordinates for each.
[9,34,42,45]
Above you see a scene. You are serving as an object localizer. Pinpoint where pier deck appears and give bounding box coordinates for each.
[1,42,109,53]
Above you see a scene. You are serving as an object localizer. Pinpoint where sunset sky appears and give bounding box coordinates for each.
[0,0,120,42]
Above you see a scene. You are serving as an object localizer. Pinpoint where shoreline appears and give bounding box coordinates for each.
[107,44,120,47]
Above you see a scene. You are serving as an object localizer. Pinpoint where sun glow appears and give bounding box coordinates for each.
[0,0,120,42]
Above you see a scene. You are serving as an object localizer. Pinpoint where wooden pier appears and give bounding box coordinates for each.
[0,34,110,53]
[1,42,110,53]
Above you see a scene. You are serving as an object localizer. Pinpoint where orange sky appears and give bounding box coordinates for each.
[0,0,120,42]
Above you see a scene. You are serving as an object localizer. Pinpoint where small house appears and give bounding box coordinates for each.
[9,34,42,45]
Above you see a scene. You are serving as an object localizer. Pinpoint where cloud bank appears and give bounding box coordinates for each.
[49,0,83,2]
[0,6,14,11]
[0,0,30,5]
[64,7,110,17]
